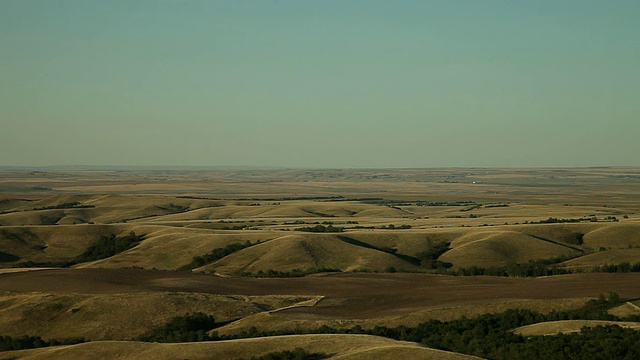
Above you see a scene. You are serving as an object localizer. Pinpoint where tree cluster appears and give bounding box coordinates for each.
[417,241,452,269]
[294,225,344,233]
[222,293,633,360]
[184,240,257,270]
[138,312,218,343]
[78,232,144,262]
[242,268,341,278]
[32,202,95,211]
[592,262,640,273]
[378,224,412,230]
[0,335,84,352]
[135,293,640,359]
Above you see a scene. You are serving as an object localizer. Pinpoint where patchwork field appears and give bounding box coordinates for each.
[1,167,640,358]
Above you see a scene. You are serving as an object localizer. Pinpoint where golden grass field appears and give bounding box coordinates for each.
[0,334,482,360]
[1,167,640,358]
[513,320,640,336]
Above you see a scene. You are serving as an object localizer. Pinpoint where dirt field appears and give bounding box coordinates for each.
[1,269,639,320]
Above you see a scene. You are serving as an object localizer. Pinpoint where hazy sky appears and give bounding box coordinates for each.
[1,1,639,168]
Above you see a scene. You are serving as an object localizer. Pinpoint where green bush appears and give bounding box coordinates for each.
[223,294,630,360]
[185,240,257,270]
[294,225,344,233]
[242,268,341,278]
[78,232,144,262]
[0,335,85,351]
[139,313,218,342]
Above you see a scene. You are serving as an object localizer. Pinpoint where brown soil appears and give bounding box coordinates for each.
[2,269,639,319]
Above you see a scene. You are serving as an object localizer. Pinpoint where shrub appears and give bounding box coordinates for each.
[139,313,218,342]
[78,232,144,262]
[294,225,344,233]
[184,240,257,270]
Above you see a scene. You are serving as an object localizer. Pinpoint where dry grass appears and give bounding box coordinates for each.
[0,334,482,360]
[608,301,640,318]
[2,167,640,355]
[1,184,638,272]
[2,269,640,324]
[0,224,136,263]
[78,228,273,270]
[562,248,640,269]
[441,230,581,268]
[214,298,590,336]
[207,233,417,274]
[4,221,633,273]
[513,320,640,336]
[582,224,640,249]
[0,291,316,340]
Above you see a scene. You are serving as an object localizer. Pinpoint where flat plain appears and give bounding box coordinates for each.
[1,167,640,359]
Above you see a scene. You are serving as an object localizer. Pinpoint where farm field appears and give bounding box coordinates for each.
[1,167,640,359]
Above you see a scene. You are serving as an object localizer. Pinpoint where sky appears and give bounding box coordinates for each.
[1,0,639,168]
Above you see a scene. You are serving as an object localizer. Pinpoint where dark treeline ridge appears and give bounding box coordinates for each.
[0,202,94,216]
[361,200,477,206]
[324,197,383,202]
[592,262,640,273]
[449,257,573,277]
[294,225,344,233]
[378,224,412,230]
[182,240,259,270]
[448,259,640,278]
[242,259,640,278]
[527,216,618,224]
[418,201,477,207]
[233,196,344,201]
[141,294,640,359]
[175,195,221,200]
[0,335,85,352]
[242,268,341,278]
[32,202,95,211]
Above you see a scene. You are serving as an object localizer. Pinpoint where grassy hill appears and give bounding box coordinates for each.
[3,221,640,272]
[205,233,418,274]
[0,291,315,340]
[440,230,582,268]
[513,320,640,336]
[1,168,640,359]
[77,229,271,270]
[0,334,481,360]
[0,224,137,265]
[582,224,640,249]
